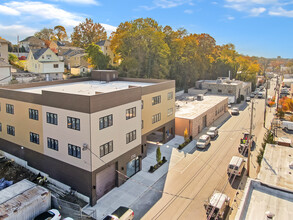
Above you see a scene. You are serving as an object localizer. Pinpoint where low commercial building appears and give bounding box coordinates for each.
[0,70,175,205]
[175,95,228,138]
[235,144,293,219]
[195,77,251,103]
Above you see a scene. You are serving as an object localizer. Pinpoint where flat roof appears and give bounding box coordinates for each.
[16,80,154,96]
[258,144,293,190]
[235,179,293,220]
[175,95,228,119]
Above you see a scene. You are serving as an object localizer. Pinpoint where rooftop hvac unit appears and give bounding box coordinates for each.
[197,94,204,101]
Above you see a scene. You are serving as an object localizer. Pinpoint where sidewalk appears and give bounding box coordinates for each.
[83,112,232,219]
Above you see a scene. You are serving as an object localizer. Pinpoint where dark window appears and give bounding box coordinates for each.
[126,130,136,144]
[208,89,212,92]
[152,113,161,124]
[99,114,113,130]
[126,107,136,120]
[0,123,2,132]
[53,64,58,68]
[47,137,58,151]
[7,125,15,136]
[141,100,144,109]
[46,112,58,125]
[29,108,39,120]
[152,95,161,105]
[100,141,113,157]
[168,92,173,100]
[168,108,173,116]
[67,117,80,131]
[142,120,144,129]
[30,132,39,144]
[6,104,14,114]
[218,89,222,93]
[68,144,81,159]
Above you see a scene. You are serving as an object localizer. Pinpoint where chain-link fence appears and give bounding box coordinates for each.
[51,195,95,219]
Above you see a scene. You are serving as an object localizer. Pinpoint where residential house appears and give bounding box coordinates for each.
[58,47,85,68]
[26,48,64,80]
[0,39,9,62]
[0,39,11,84]
[69,53,91,75]
[49,41,72,54]
[96,40,120,66]
[0,70,175,205]
[19,36,45,52]
[0,60,12,85]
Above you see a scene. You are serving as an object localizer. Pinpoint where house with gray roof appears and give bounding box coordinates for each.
[26,48,64,80]
[96,39,120,66]
[19,36,45,52]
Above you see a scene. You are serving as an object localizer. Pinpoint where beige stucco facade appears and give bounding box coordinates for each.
[42,106,92,171]
[99,40,121,66]
[90,100,141,171]
[141,88,175,136]
[0,98,44,153]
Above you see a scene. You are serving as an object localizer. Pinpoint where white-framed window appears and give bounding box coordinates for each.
[168,108,173,116]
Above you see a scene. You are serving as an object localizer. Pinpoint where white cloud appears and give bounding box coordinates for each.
[100,23,117,35]
[184,9,193,14]
[0,5,20,15]
[269,7,293,17]
[4,1,83,27]
[227,16,235,20]
[250,7,266,16]
[53,0,99,5]
[141,0,193,10]
[0,24,37,43]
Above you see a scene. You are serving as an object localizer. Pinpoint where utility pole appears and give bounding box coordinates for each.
[264,76,269,128]
[17,35,19,58]
[247,100,254,177]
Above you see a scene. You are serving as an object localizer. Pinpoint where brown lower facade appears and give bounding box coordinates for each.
[0,137,145,206]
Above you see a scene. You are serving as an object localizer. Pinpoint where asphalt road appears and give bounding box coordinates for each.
[141,98,267,220]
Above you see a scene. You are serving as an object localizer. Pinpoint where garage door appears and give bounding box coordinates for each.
[95,164,116,199]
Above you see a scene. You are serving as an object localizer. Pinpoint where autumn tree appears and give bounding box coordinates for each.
[111,18,170,79]
[86,43,110,69]
[54,25,67,41]
[71,18,107,48]
[34,28,56,41]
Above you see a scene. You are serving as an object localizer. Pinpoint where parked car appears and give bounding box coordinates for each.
[231,107,239,115]
[34,209,61,220]
[281,121,293,131]
[227,156,245,177]
[197,135,211,149]
[228,104,232,108]
[250,93,255,98]
[246,97,251,102]
[207,127,218,139]
[103,206,134,220]
[258,92,264,99]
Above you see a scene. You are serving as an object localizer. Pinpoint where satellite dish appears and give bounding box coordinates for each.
[82,143,88,151]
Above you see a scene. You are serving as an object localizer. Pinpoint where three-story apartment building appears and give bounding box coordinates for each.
[0,70,175,205]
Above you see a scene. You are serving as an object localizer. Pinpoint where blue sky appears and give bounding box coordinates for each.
[0,0,292,58]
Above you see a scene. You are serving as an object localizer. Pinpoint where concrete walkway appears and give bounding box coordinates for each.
[83,112,232,220]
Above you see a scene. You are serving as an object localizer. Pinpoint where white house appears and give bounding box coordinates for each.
[0,59,12,85]
[27,48,64,80]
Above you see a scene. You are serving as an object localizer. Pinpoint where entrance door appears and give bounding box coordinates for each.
[126,157,140,177]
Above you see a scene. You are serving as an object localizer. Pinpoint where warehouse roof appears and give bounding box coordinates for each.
[17,80,154,96]
[235,179,293,220]
[175,95,228,119]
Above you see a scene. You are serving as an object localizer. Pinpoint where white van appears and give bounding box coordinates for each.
[281,121,293,131]
[227,156,245,177]
[207,127,218,139]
